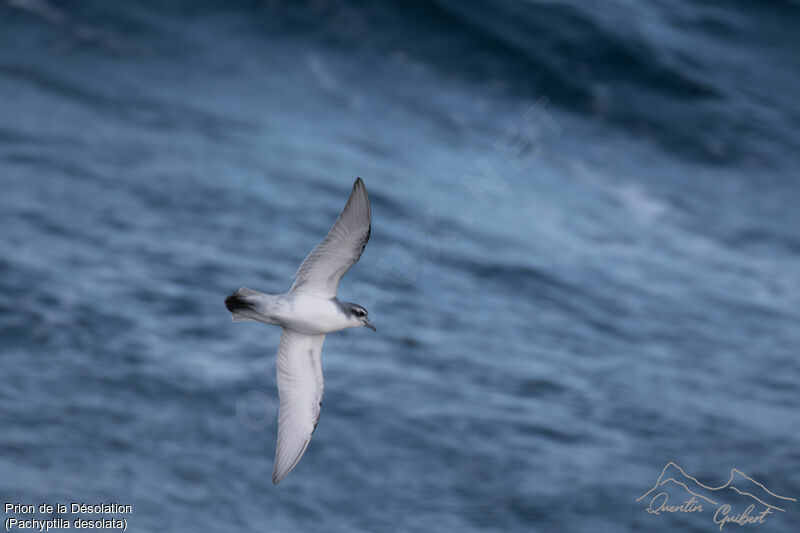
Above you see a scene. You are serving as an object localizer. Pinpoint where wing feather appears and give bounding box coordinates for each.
[272,329,326,484]
[289,178,371,298]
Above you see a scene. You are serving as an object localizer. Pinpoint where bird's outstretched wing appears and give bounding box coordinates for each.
[289,178,371,298]
[273,328,326,485]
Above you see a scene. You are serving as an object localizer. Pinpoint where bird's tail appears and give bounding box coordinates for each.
[224,287,267,322]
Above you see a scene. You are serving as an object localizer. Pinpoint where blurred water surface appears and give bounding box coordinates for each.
[1,1,799,532]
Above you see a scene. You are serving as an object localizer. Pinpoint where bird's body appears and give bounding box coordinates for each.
[225,177,375,484]
[227,291,358,335]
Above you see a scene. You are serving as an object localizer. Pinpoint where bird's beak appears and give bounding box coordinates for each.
[363,319,376,332]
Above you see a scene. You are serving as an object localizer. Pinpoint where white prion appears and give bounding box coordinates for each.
[225,177,376,485]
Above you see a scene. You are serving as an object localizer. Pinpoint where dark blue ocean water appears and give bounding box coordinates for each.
[1,1,799,531]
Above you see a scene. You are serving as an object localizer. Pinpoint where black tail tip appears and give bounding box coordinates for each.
[225,293,247,312]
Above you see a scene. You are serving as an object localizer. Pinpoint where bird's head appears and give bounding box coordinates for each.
[343,303,376,331]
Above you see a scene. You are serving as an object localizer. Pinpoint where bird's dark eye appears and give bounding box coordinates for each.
[357,310,365,317]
